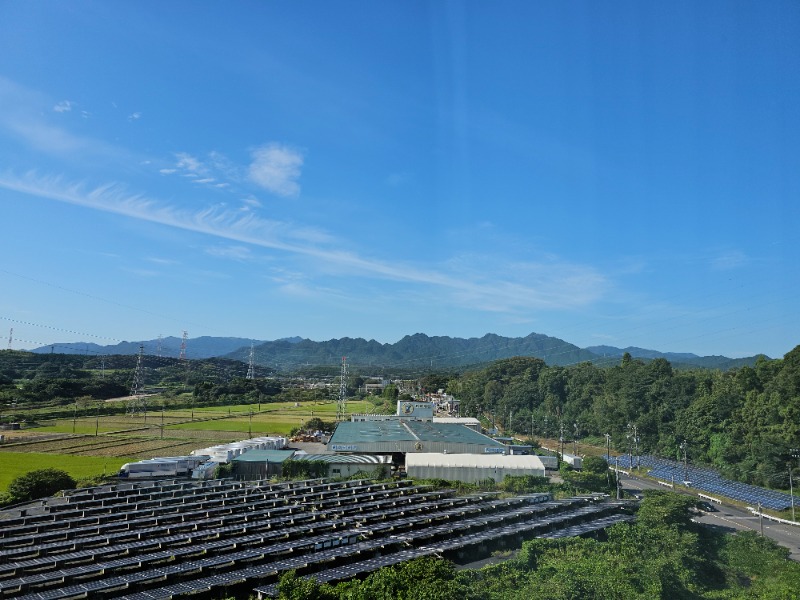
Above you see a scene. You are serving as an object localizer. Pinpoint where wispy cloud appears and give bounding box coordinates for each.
[206,245,254,261]
[0,76,130,161]
[146,257,179,266]
[0,171,609,315]
[175,153,205,175]
[711,250,750,271]
[53,100,73,113]
[248,143,303,197]
[128,112,142,121]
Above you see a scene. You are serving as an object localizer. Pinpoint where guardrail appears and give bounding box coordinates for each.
[698,493,722,504]
[748,507,800,528]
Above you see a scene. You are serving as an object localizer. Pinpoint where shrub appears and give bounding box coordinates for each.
[7,468,76,504]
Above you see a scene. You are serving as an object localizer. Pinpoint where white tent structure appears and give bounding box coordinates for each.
[406,452,546,483]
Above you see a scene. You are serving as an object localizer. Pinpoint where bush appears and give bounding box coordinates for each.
[7,468,76,504]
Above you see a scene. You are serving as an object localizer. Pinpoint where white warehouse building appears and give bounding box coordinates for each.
[406,453,547,483]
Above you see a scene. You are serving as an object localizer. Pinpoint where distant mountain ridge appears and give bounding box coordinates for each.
[32,334,766,371]
[225,332,599,370]
[584,345,764,370]
[31,336,268,359]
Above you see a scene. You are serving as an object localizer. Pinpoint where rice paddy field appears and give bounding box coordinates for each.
[0,397,359,492]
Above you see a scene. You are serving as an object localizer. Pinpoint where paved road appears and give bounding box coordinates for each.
[618,471,800,561]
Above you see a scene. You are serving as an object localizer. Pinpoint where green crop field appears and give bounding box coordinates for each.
[0,452,136,492]
[0,398,360,493]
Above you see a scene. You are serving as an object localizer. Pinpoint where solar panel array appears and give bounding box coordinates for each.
[606,454,794,511]
[0,477,629,599]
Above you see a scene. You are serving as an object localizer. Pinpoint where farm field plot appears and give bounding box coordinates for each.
[0,435,203,458]
[0,399,355,493]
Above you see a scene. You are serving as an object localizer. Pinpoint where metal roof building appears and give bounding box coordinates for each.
[291,453,393,478]
[328,421,507,455]
[406,453,547,483]
[232,449,297,479]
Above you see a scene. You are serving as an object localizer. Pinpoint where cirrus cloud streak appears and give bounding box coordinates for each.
[0,171,609,316]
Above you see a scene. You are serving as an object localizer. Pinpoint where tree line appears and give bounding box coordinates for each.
[447,346,800,489]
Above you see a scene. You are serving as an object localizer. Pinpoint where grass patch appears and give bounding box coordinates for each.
[0,452,135,492]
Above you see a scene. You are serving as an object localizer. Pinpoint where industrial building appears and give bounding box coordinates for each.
[328,420,508,456]
[229,451,394,481]
[291,453,393,479]
[232,450,297,479]
[406,453,547,483]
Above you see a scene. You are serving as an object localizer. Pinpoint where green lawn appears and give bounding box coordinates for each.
[0,452,135,492]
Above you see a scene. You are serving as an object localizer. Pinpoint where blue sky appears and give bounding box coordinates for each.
[0,1,798,360]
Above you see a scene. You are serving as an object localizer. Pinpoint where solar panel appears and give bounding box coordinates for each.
[3,478,632,600]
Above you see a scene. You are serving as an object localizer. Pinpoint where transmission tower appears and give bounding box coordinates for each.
[246,342,256,379]
[127,345,147,416]
[337,356,348,421]
[157,334,162,358]
[6,328,12,350]
[179,330,188,360]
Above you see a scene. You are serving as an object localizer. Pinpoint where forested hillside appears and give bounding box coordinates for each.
[448,346,800,489]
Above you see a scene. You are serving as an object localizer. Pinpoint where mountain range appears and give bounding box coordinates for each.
[30,333,766,372]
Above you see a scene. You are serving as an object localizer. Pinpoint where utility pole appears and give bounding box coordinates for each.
[625,423,639,469]
[573,422,579,455]
[559,422,565,462]
[680,440,688,483]
[790,448,799,522]
[246,343,255,380]
[615,456,621,499]
[336,357,348,421]
[605,433,611,487]
[128,345,146,419]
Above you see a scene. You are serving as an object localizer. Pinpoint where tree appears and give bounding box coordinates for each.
[7,468,76,504]
[635,490,695,531]
[582,455,609,474]
[382,383,399,401]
